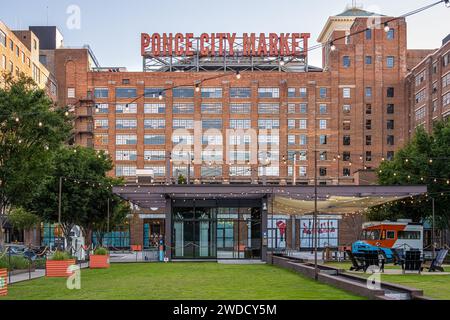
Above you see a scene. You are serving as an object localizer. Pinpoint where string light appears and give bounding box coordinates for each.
[158,92,163,100]
[38,122,43,127]
[330,41,336,51]
[236,70,241,80]
[384,22,390,33]
[195,83,200,92]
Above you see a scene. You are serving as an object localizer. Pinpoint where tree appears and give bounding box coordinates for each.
[177,174,187,185]
[368,121,450,229]
[8,207,40,231]
[0,73,71,245]
[27,146,130,247]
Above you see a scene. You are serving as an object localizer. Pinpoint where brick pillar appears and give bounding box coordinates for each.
[129,213,143,246]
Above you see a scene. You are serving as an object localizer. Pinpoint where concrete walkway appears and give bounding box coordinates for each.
[7,262,89,284]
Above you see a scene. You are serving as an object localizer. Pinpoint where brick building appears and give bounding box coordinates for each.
[407,34,450,133]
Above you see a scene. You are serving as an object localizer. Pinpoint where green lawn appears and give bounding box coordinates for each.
[1,263,364,300]
[324,262,450,300]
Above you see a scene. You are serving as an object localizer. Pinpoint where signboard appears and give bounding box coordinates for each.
[141,33,310,57]
[300,218,339,248]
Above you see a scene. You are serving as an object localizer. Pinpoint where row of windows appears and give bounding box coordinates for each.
[342,56,395,68]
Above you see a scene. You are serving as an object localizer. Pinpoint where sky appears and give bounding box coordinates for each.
[1,0,449,71]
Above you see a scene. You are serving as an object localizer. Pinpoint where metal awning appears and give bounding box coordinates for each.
[113,184,427,213]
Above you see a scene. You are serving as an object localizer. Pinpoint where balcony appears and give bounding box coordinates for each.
[76,106,93,118]
[76,123,94,134]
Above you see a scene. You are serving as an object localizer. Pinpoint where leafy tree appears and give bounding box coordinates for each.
[8,207,40,231]
[26,146,128,246]
[368,121,450,229]
[0,73,71,245]
[177,174,187,185]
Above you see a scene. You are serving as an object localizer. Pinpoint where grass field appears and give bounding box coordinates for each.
[0,263,365,300]
[324,262,450,300]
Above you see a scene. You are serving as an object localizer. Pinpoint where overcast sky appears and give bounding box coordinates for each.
[1,0,449,70]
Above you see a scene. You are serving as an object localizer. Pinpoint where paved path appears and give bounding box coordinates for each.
[7,262,89,284]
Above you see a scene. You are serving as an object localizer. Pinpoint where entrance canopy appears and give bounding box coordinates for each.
[113,184,427,214]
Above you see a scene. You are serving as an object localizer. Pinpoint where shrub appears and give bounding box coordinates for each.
[49,251,73,261]
[0,255,31,271]
[93,247,109,256]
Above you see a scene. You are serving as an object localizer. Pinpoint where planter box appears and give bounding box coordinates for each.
[130,245,142,252]
[89,255,110,269]
[0,269,7,296]
[46,259,76,278]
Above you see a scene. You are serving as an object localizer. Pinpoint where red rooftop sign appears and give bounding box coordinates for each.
[141,33,310,57]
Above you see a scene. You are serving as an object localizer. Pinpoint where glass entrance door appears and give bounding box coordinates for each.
[172,208,216,259]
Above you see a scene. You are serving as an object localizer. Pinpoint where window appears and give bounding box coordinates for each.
[202,150,223,162]
[319,104,327,114]
[366,135,372,146]
[343,152,351,161]
[1,55,6,69]
[116,103,137,114]
[442,92,450,107]
[343,56,351,68]
[415,70,426,87]
[94,134,108,145]
[387,87,395,98]
[9,39,13,50]
[387,151,395,161]
[95,119,109,129]
[299,87,307,98]
[201,87,222,98]
[201,166,222,177]
[366,151,372,162]
[343,168,351,177]
[144,135,166,145]
[398,231,420,240]
[366,119,372,130]
[258,135,279,145]
[173,87,194,98]
[258,166,280,177]
[343,135,351,146]
[343,121,351,131]
[229,134,251,145]
[67,88,75,98]
[365,87,372,98]
[172,135,194,145]
[258,103,279,114]
[386,29,395,40]
[386,56,395,68]
[387,120,394,130]
[202,119,222,129]
[299,134,307,145]
[144,88,165,98]
[144,150,165,161]
[365,56,372,65]
[229,166,251,177]
[343,87,351,98]
[229,119,251,129]
[173,119,194,129]
[343,105,351,114]
[116,150,137,161]
[288,88,296,98]
[319,87,327,98]
[201,103,222,114]
[230,103,251,114]
[116,165,136,177]
[230,87,251,98]
[365,29,372,40]
[288,135,296,145]
[319,135,327,145]
[366,104,372,115]
[258,87,279,98]
[94,88,109,98]
[144,119,165,129]
[116,135,137,145]
[122,79,130,85]
[442,73,450,88]
[319,120,327,129]
[0,30,6,47]
[415,90,426,104]
[116,119,137,129]
[387,104,394,114]
[320,151,327,161]
[144,103,165,114]
[202,135,223,145]
[173,103,194,114]
[319,168,327,177]
[116,88,137,98]
[387,135,395,145]
[258,119,280,129]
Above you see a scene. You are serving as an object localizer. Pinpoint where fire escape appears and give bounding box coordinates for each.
[74,90,95,148]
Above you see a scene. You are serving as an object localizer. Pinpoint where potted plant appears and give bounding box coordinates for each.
[89,247,110,269]
[46,251,76,278]
[0,260,7,296]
